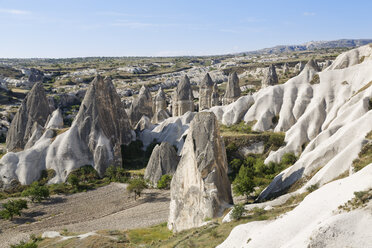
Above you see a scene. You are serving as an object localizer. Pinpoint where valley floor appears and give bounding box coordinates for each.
[0,183,170,247]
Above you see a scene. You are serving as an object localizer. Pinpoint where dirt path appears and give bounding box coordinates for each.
[0,183,170,247]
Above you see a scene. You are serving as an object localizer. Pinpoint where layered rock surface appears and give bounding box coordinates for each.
[168,112,232,232]
[261,64,278,88]
[172,75,194,116]
[198,73,214,110]
[139,111,195,155]
[219,164,372,248]
[128,85,153,127]
[152,88,170,123]
[144,142,179,185]
[210,45,372,202]
[6,82,51,151]
[0,76,133,187]
[223,72,241,105]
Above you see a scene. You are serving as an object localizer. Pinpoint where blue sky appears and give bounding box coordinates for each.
[0,0,371,58]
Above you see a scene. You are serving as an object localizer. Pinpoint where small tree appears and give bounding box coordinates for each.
[231,204,245,220]
[68,174,80,190]
[157,175,172,189]
[233,164,255,200]
[22,182,50,203]
[127,178,147,200]
[0,199,28,220]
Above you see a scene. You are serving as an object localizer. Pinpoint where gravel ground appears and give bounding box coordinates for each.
[0,183,170,247]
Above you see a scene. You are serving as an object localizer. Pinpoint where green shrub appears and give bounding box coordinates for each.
[69,165,99,183]
[267,133,285,150]
[157,175,172,189]
[233,164,255,200]
[10,241,37,248]
[309,74,320,85]
[127,178,147,200]
[281,153,297,165]
[105,165,129,183]
[67,174,79,189]
[38,169,56,185]
[21,182,50,203]
[122,140,144,160]
[306,183,319,193]
[0,199,28,220]
[231,204,245,220]
[122,139,160,169]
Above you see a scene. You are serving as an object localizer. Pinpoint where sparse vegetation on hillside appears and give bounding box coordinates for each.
[352,131,372,172]
[21,182,50,203]
[127,178,147,200]
[157,175,172,189]
[0,199,28,220]
[338,188,372,212]
[122,139,160,170]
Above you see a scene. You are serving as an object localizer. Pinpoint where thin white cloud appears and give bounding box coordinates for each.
[303,12,316,16]
[110,20,177,29]
[111,20,156,28]
[0,8,30,15]
[241,17,265,23]
[219,28,240,34]
[219,27,266,34]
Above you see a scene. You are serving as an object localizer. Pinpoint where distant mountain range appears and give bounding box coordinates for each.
[239,39,372,55]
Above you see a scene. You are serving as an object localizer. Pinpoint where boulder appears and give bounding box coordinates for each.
[144,142,179,186]
[168,112,232,232]
[223,72,241,105]
[6,82,51,151]
[262,64,278,88]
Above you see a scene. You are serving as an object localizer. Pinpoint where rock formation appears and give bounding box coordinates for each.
[152,88,170,123]
[134,115,153,132]
[210,44,372,203]
[211,83,220,107]
[305,59,320,72]
[282,62,290,74]
[144,142,179,186]
[198,73,214,110]
[128,85,153,127]
[168,112,232,232]
[27,68,44,84]
[6,82,51,152]
[47,75,133,178]
[262,64,279,88]
[139,111,195,155]
[295,61,305,72]
[172,75,194,116]
[0,76,133,187]
[222,72,241,105]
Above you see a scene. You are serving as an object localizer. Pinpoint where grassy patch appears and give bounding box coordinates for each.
[127,222,172,245]
[309,74,320,85]
[338,188,372,212]
[352,141,372,172]
[359,56,366,64]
